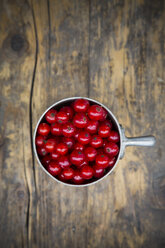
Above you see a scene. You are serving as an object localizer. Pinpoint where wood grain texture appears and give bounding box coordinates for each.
[0,0,165,248]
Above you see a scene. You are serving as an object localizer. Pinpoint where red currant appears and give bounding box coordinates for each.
[45,109,57,123]
[88,105,104,121]
[96,154,109,168]
[74,128,80,140]
[47,161,61,176]
[73,99,90,112]
[62,123,75,137]
[41,154,52,167]
[44,138,57,153]
[51,123,62,136]
[103,140,108,147]
[90,135,103,148]
[93,164,105,178]
[37,123,50,136]
[86,120,99,134]
[36,135,46,147]
[74,143,84,151]
[62,137,74,150]
[72,171,84,184]
[73,113,89,128]
[98,124,110,138]
[107,157,116,168]
[60,106,74,119]
[104,142,119,157]
[81,165,94,179]
[84,147,97,161]
[78,159,88,168]
[100,108,108,121]
[70,150,85,166]
[78,131,91,145]
[58,171,67,182]
[108,131,120,143]
[102,120,113,130]
[56,143,68,155]
[56,111,69,124]
[37,146,48,156]
[58,156,71,169]
[62,168,74,180]
[51,151,60,160]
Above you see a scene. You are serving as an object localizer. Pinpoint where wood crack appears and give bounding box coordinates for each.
[47,0,51,86]
[22,124,30,248]
[30,2,38,192]
[87,0,91,98]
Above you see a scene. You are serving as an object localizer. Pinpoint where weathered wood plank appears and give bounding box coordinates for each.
[88,0,165,247]
[31,0,89,247]
[0,0,37,247]
[0,0,164,248]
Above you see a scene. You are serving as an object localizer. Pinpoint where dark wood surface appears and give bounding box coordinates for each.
[0,0,165,247]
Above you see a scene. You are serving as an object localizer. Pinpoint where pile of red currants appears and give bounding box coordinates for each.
[36,99,120,185]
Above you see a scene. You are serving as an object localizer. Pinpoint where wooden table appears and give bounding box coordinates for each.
[0,0,165,247]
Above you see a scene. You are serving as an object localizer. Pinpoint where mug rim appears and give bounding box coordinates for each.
[33,97,123,187]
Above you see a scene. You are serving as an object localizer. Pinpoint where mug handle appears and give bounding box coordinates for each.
[124,136,156,147]
[119,126,156,159]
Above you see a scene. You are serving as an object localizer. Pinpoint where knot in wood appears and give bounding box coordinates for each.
[11,34,24,52]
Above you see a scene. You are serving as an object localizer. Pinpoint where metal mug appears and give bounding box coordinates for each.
[33,97,156,187]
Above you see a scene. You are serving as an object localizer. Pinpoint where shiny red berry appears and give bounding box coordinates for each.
[108,131,120,143]
[74,143,84,151]
[73,113,89,128]
[37,146,48,156]
[81,165,94,179]
[84,147,97,161]
[56,111,69,124]
[58,171,67,182]
[96,154,109,168]
[51,151,60,160]
[60,106,74,119]
[103,140,108,147]
[62,137,74,150]
[98,124,110,138]
[47,161,61,176]
[104,142,119,157]
[51,123,62,136]
[86,120,99,134]
[56,143,68,155]
[70,150,85,166]
[90,135,103,148]
[44,138,57,153]
[36,135,46,147]
[78,131,91,145]
[100,108,108,121]
[88,105,104,121]
[62,168,74,180]
[37,123,50,136]
[72,171,84,184]
[93,165,105,178]
[41,154,52,167]
[107,157,116,168]
[62,123,75,137]
[73,128,80,140]
[58,156,71,169]
[78,159,88,168]
[102,120,113,130]
[73,99,90,112]
[45,109,57,123]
